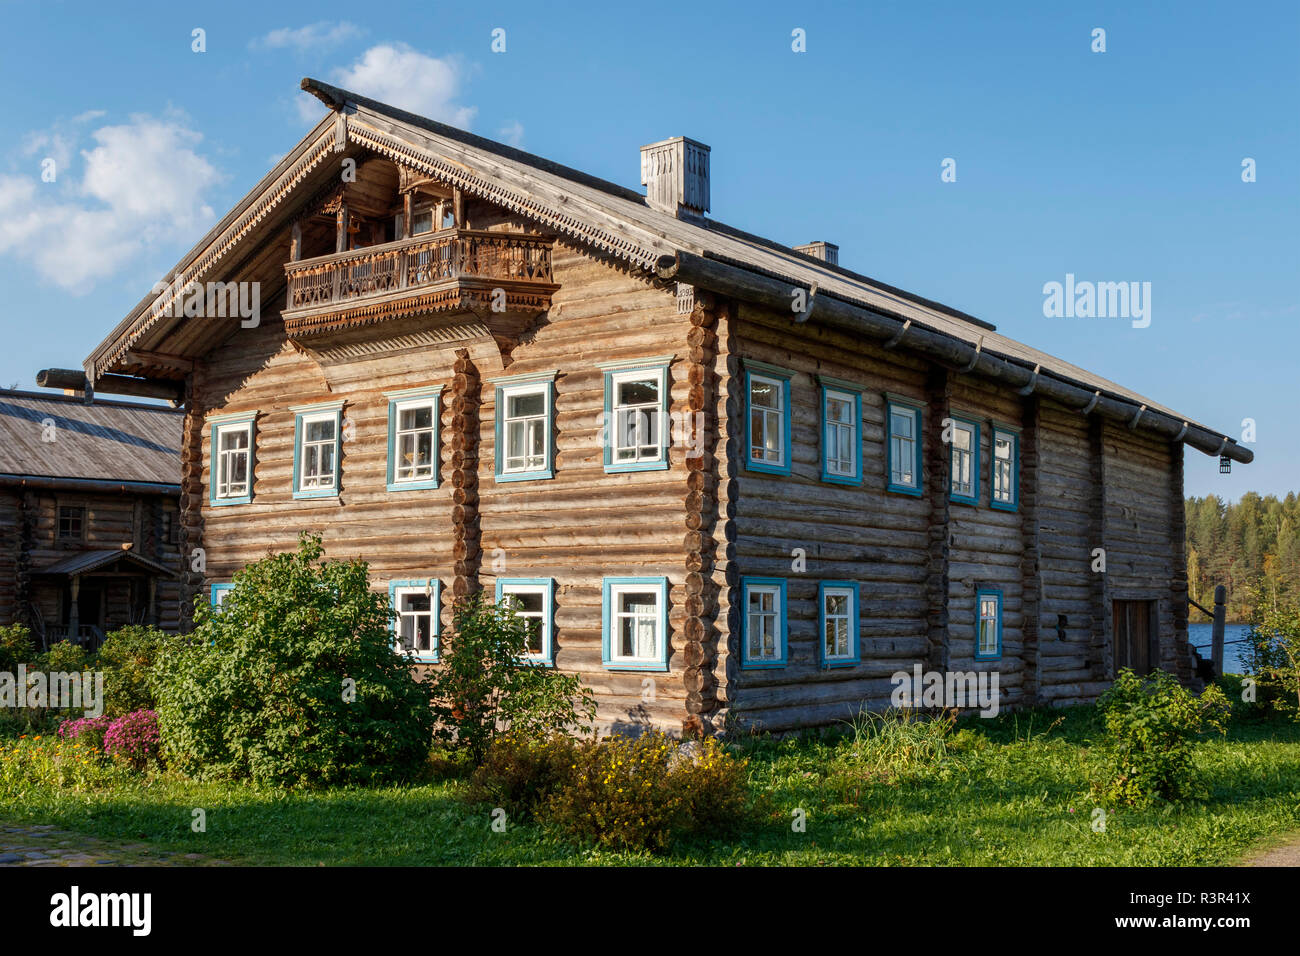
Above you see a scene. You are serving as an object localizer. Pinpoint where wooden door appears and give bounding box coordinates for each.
[1113,600,1154,675]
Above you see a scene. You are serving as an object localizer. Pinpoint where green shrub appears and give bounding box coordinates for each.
[1244,600,1300,718]
[96,625,171,717]
[467,732,578,817]
[1096,668,1231,806]
[154,534,435,788]
[430,593,595,764]
[0,624,35,671]
[40,640,89,676]
[540,732,750,852]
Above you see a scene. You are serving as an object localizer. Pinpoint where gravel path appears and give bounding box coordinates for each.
[1240,833,1300,867]
[0,823,230,867]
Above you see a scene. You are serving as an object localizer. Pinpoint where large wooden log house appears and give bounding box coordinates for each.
[71,78,1251,733]
[0,390,183,647]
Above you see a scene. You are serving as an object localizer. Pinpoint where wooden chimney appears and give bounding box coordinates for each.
[641,137,710,219]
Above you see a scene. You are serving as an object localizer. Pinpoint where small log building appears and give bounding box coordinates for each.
[68,79,1251,732]
[0,390,183,647]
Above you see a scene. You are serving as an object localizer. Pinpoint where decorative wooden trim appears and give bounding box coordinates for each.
[346,119,659,270]
[94,130,338,377]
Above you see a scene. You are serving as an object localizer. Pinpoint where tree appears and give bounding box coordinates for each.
[428,591,595,763]
[154,534,435,787]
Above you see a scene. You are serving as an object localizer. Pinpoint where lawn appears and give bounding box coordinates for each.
[2,706,1298,866]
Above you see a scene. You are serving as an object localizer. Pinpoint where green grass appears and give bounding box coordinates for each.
[2,707,1298,866]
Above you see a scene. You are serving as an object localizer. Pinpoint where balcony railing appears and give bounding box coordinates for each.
[283,228,557,334]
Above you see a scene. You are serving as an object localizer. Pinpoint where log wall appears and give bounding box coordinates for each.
[723,302,1194,730]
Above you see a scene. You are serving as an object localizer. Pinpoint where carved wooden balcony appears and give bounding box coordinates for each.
[282,229,559,338]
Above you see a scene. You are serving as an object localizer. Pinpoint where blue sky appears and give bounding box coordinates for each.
[0,0,1294,500]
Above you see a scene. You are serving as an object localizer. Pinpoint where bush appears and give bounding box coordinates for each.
[465,731,752,853]
[541,732,750,853]
[430,593,595,764]
[104,709,163,772]
[96,626,171,717]
[466,733,578,817]
[1244,600,1300,718]
[1096,668,1231,806]
[40,639,89,675]
[0,624,35,671]
[154,534,435,787]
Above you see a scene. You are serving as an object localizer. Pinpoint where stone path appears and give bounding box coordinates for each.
[0,823,232,867]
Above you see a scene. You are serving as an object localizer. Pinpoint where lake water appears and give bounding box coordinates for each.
[1187,622,1253,675]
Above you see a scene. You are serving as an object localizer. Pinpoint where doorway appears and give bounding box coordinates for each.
[1113,599,1157,675]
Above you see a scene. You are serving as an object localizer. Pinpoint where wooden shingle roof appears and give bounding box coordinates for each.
[83,77,1251,464]
[0,390,181,486]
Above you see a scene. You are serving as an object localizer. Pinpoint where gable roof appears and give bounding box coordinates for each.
[83,77,1251,464]
[0,390,181,487]
[38,548,178,579]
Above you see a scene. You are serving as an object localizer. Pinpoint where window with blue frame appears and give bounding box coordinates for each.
[976,589,1002,660]
[292,404,343,499]
[497,578,556,665]
[210,583,234,610]
[745,364,792,475]
[601,577,669,671]
[389,579,440,662]
[601,362,670,472]
[819,581,860,667]
[210,416,255,505]
[991,424,1019,511]
[948,415,980,505]
[886,398,923,494]
[494,373,556,482]
[387,389,441,491]
[741,577,787,668]
[819,379,862,484]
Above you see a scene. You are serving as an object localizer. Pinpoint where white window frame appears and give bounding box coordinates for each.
[823,388,857,478]
[610,367,666,466]
[297,411,339,493]
[500,382,551,476]
[499,582,553,663]
[392,397,438,485]
[607,581,665,667]
[950,418,977,501]
[393,584,436,657]
[745,583,783,664]
[977,591,1002,659]
[214,421,253,500]
[749,372,786,468]
[888,401,922,492]
[992,427,1017,508]
[822,585,855,663]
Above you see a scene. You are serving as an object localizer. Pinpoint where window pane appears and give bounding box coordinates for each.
[751,379,778,411]
[508,392,544,418]
[400,405,434,430]
[617,379,658,405]
[306,419,334,442]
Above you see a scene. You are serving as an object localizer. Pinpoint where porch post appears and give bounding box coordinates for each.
[68,575,81,640]
[147,577,158,626]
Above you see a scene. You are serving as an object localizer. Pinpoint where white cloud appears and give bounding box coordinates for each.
[251,21,361,52]
[315,44,476,129]
[0,114,221,293]
[497,121,524,147]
